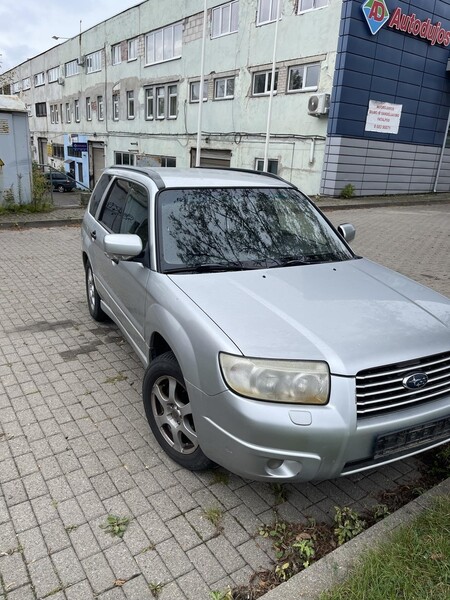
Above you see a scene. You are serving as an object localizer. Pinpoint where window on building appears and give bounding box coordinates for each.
[67,146,82,158]
[128,38,138,60]
[47,67,59,83]
[287,63,320,92]
[211,1,239,37]
[257,0,280,25]
[34,72,45,87]
[111,44,122,65]
[298,0,329,13]
[86,50,102,73]
[35,102,47,117]
[145,22,182,65]
[146,84,178,120]
[65,103,71,123]
[22,77,31,90]
[74,99,80,122]
[214,76,235,100]
[114,152,136,166]
[11,81,21,94]
[97,96,104,120]
[126,91,135,119]
[86,97,92,121]
[159,156,176,167]
[190,80,208,103]
[252,70,278,95]
[65,60,79,77]
[50,104,59,124]
[255,158,278,174]
[52,144,64,159]
[112,93,120,121]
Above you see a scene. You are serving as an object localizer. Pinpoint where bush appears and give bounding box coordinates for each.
[339,184,355,199]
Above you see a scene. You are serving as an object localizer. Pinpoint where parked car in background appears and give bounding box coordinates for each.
[44,171,76,192]
[81,166,450,482]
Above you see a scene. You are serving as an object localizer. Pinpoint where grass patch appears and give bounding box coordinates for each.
[320,495,450,600]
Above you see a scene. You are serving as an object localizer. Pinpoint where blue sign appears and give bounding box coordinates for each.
[72,142,88,152]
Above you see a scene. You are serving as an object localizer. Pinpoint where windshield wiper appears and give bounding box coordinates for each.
[165,261,245,274]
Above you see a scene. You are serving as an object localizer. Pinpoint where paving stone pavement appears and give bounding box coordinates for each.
[0,203,448,600]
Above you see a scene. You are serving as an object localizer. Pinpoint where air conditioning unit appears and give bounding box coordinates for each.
[57,77,65,85]
[77,55,86,66]
[308,93,330,116]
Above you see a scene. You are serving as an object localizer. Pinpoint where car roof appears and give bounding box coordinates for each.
[104,166,293,190]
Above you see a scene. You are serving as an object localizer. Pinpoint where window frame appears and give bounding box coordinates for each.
[34,72,45,87]
[86,97,92,121]
[255,158,279,174]
[128,38,138,61]
[252,70,278,96]
[287,62,321,93]
[145,22,182,66]
[257,0,280,26]
[145,87,154,120]
[189,80,208,103]
[111,43,122,65]
[127,90,135,119]
[47,67,59,84]
[297,0,329,14]
[145,83,178,120]
[65,102,71,123]
[113,152,136,166]
[35,102,47,117]
[211,1,239,38]
[214,76,235,100]
[112,93,120,121]
[97,95,104,121]
[86,50,102,74]
[22,77,31,90]
[65,60,79,78]
[74,99,80,123]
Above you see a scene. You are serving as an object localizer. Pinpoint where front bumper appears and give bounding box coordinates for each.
[190,376,450,482]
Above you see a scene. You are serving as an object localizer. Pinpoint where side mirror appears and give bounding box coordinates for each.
[337,223,356,243]
[103,234,143,261]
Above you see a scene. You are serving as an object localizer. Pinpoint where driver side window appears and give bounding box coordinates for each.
[99,179,149,247]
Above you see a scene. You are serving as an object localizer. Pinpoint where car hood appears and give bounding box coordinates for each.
[169,258,450,376]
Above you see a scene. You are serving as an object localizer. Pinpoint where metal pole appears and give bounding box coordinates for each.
[263,0,282,172]
[433,105,450,192]
[195,0,208,167]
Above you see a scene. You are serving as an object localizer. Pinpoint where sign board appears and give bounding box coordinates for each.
[72,142,88,152]
[0,119,9,134]
[365,100,402,134]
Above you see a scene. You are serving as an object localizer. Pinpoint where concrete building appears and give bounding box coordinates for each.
[0,96,32,206]
[2,0,450,196]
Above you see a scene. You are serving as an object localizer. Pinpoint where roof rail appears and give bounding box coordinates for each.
[194,166,297,188]
[107,165,166,190]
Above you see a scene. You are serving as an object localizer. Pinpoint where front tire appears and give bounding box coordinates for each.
[57,185,65,193]
[85,262,107,322]
[143,352,213,471]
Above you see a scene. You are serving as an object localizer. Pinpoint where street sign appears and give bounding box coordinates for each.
[72,142,88,152]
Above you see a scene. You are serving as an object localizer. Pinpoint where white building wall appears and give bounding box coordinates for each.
[4,0,342,195]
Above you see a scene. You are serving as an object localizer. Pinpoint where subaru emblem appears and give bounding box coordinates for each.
[402,372,428,390]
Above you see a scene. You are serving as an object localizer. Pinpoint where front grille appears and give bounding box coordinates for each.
[356,351,450,417]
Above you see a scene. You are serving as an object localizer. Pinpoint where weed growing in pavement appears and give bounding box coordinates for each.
[99,514,130,538]
[65,524,79,533]
[339,183,355,199]
[149,581,164,597]
[210,589,233,600]
[270,483,289,505]
[211,470,230,485]
[334,506,366,546]
[203,507,224,532]
[104,373,128,384]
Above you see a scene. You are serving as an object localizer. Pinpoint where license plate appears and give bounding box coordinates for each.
[374,416,450,459]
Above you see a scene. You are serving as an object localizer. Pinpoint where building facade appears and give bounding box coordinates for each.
[2,0,450,196]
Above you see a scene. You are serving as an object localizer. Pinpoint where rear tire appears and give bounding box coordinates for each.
[143,352,213,471]
[85,262,107,322]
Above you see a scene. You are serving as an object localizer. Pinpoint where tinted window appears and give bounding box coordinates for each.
[100,179,149,246]
[89,174,112,217]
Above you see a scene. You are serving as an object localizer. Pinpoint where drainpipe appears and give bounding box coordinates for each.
[263,0,282,172]
[433,105,450,192]
[195,0,208,167]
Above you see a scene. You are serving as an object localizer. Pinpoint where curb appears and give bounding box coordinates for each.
[259,477,450,599]
[0,218,82,229]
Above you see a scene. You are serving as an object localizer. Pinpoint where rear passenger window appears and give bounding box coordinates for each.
[89,174,112,217]
[99,179,149,247]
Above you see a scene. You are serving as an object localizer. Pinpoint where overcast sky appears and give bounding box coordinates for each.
[0,0,142,73]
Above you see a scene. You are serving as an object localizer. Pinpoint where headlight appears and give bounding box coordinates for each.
[219,353,330,405]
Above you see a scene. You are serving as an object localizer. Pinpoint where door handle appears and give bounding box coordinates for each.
[90,230,97,240]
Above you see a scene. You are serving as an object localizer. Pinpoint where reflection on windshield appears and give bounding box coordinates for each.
[158,187,353,272]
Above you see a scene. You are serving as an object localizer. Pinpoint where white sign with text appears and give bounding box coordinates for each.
[365,100,402,134]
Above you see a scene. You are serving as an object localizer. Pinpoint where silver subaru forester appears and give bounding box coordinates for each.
[81,166,450,481]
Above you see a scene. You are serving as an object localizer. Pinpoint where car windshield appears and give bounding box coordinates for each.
[157,187,354,273]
